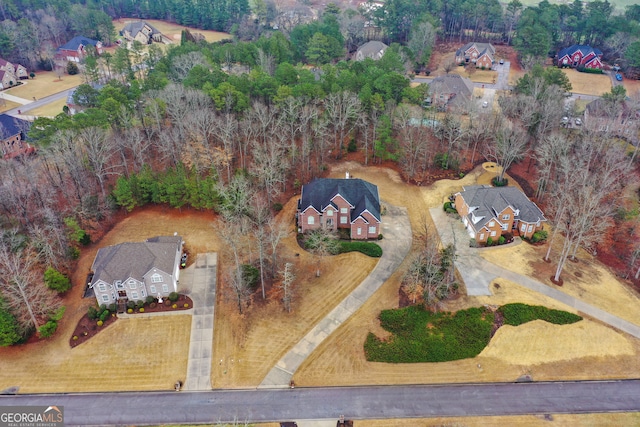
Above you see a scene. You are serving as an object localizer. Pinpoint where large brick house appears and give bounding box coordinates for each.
[121,21,171,44]
[55,36,103,63]
[556,45,603,69]
[89,236,183,307]
[0,58,27,89]
[427,74,474,110]
[297,175,381,240]
[455,42,495,68]
[454,185,546,244]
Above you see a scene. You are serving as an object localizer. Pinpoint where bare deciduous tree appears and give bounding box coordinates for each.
[278,262,295,313]
[484,120,528,184]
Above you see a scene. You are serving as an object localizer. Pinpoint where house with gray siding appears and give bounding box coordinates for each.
[89,235,183,306]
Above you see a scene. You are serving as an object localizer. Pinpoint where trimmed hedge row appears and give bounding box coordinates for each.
[338,241,383,257]
[498,303,582,326]
[364,305,494,363]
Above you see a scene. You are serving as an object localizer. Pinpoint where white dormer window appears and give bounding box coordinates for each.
[340,207,348,214]
[489,221,495,227]
[307,216,315,225]
[129,280,136,289]
[502,214,510,221]
[151,273,163,283]
[326,210,333,217]
[115,280,124,289]
[98,284,106,292]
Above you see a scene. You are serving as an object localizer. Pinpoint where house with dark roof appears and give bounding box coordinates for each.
[427,74,474,110]
[455,42,495,68]
[355,41,388,61]
[454,185,546,244]
[55,36,103,63]
[89,236,183,307]
[121,21,171,44]
[557,45,603,69]
[297,175,381,239]
[0,114,33,159]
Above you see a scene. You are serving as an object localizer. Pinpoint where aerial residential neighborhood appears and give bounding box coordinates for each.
[0,0,640,426]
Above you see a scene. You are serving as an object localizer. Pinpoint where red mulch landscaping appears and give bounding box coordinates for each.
[69,294,193,348]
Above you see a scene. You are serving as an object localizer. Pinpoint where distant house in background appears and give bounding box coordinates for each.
[297,175,381,240]
[557,45,603,69]
[427,74,474,109]
[121,21,171,44]
[55,36,103,62]
[454,185,546,244]
[355,41,388,61]
[0,114,33,159]
[89,236,184,307]
[0,58,27,89]
[455,42,495,68]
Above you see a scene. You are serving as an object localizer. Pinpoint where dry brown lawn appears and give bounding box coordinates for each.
[5,72,82,99]
[450,67,497,84]
[622,78,640,96]
[113,18,232,43]
[0,98,21,113]
[360,413,640,426]
[293,161,640,387]
[562,68,611,96]
[27,98,66,117]
[508,67,526,86]
[0,315,191,393]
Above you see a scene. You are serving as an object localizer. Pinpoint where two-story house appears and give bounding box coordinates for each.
[355,41,388,61]
[55,36,103,63]
[556,45,603,69]
[121,21,171,44]
[427,74,474,110]
[297,175,381,240]
[455,42,495,68]
[454,185,546,244]
[89,236,183,307]
[0,58,27,89]
[0,114,33,159]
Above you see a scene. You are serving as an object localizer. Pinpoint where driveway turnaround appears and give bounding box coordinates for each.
[182,252,217,391]
[430,208,640,338]
[260,203,412,388]
[3,380,640,425]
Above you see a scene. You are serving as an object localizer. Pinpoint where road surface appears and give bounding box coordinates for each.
[2,380,640,426]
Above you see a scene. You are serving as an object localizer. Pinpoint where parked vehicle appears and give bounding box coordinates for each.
[482,101,489,108]
[575,118,582,126]
[499,59,504,65]
[616,73,623,81]
[561,116,569,125]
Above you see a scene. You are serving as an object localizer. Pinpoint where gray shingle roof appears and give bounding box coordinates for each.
[459,185,546,230]
[121,21,161,38]
[91,236,181,287]
[428,74,474,104]
[456,42,496,58]
[356,41,388,60]
[0,114,30,139]
[300,178,381,223]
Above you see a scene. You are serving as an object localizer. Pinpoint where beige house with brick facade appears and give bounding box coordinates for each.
[454,185,546,244]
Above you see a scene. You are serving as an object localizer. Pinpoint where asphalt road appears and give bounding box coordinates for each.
[2,380,640,426]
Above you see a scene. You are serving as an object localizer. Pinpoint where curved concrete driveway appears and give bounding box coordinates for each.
[260,203,412,388]
[430,207,640,339]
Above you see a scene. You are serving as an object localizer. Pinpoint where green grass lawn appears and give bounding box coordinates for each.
[365,303,582,363]
[338,241,382,257]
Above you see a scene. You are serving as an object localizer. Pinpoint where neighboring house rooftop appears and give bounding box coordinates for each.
[557,44,603,60]
[300,178,381,223]
[356,41,388,61]
[91,235,182,287]
[0,113,30,138]
[428,74,474,106]
[456,42,495,58]
[121,21,161,37]
[58,36,101,51]
[459,185,546,230]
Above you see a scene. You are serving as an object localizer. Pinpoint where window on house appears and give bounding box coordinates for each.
[326,218,333,226]
[480,233,485,240]
[340,207,348,214]
[162,284,169,293]
[141,289,146,297]
[129,281,136,289]
[102,294,109,302]
[307,216,314,225]
[131,291,138,300]
[489,221,495,227]
[357,227,362,236]
[150,285,156,294]
[490,231,496,237]
[369,226,376,234]
[527,225,533,233]
[326,210,333,216]
[340,216,347,224]
[502,214,510,220]
[502,224,508,230]
[521,224,526,232]
[151,274,163,283]
[98,284,106,292]
[115,280,124,289]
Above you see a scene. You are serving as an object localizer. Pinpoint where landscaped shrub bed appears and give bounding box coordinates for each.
[364,305,494,363]
[338,241,383,257]
[498,303,582,326]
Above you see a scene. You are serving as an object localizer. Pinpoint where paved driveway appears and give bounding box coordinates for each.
[430,208,640,338]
